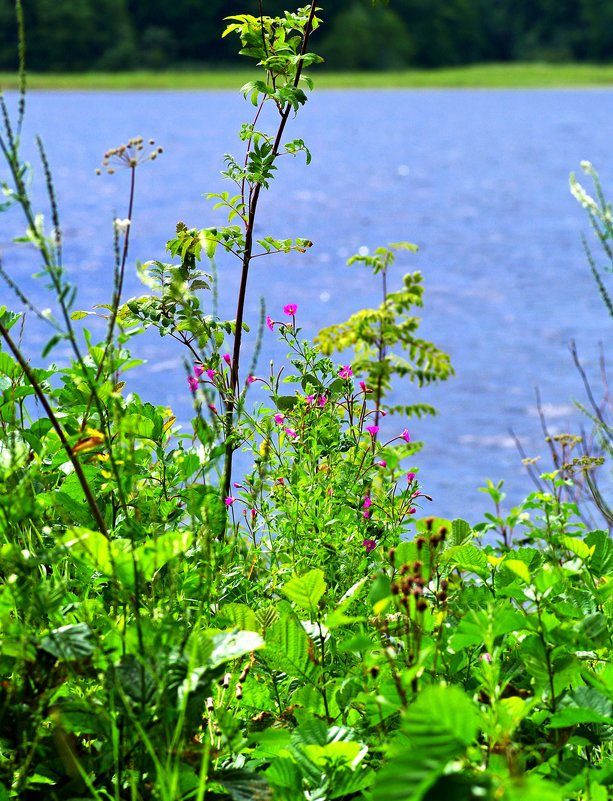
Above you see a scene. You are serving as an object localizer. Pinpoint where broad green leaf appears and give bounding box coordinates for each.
[39,623,94,660]
[504,558,531,584]
[208,630,264,669]
[282,569,326,613]
[441,544,488,579]
[222,603,258,632]
[560,535,592,561]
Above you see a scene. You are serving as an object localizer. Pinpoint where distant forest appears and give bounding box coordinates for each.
[1,0,613,72]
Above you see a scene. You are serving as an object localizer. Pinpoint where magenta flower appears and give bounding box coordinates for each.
[266,316,274,331]
[194,364,205,378]
[208,404,218,414]
[359,381,368,392]
[247,375,256,384]
[339,365,353,379]
[233,482,241,488]
[305,395,315,404]
[274,413,285,425]
[480,652,492,663]
[377,460,387,467]
[407,472,416,483]
[188,375,198,391]
[250,508,257,521]
[408,507,416,514]
[206,368,216,380]
[318,395,327,408]
[363,539,377,551]
[223,353,231,366]
[401,429,410,443]
[225,496,235,506]
[283,303,298,316]
[363,511,370,519]
[366,425,379,436]
[363,497,372,509]
[284,427,297,438]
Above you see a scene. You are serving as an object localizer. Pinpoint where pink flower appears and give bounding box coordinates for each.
[401,429,410,443]
[363,497,372,509]
[206,369,216,380]
[305,395,314,404]
[408,507,416,514]
[274,413,285,425]
[480,653,492,663]
[363,539,377,551]
[377,460,387,467]
[208,404,218,414]
[318,395,327,408]
[407,472,416,483]
[366,425,379,436]
[266,316,274,331]
[194,364,205,378]
[339,365,353,379]
[283,303,298,316]
[247,375,256,384]
[284,427,297,438]
[233,482,241,488]
[363,511,370,519]
[250,508,257,521]
[188,375,198,391]
[225,496,235,506]
[359,381,368,392]
[223,353,231,366]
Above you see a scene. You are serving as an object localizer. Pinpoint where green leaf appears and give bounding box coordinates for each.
[560,535,592,561]
[208,630,264,669]
[282,569,326,613]
[39,623,94,660]
[221,603,259,632]
[504,558,531,584]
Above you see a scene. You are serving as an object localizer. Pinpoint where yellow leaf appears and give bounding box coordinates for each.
[162,415,176,434]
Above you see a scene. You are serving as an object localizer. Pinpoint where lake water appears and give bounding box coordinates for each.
[1,89,613,524]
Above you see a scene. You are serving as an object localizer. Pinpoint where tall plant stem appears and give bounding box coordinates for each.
[0,319,107,535]
[221,0,318,510]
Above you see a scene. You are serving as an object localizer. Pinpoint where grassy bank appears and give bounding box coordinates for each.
[2,62,613,91]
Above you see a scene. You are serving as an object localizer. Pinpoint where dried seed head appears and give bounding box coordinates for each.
[416,598,428,613]
[437,526,448,539]
[369,665,380,679]
[413,560,423,575]
[399,563,411,576]
[415,536,427,551]
[391,582,400,595]
[424,516,435,532]
[437,591,448,603]
[388,547,396,565]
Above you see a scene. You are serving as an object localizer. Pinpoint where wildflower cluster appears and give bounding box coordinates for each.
[96,136,163,174]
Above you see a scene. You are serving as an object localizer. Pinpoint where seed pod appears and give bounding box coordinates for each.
[236,683,243,700]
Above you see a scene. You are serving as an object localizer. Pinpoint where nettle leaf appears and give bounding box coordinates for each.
[441,544,489,579]
[221,603,259,632]
[282,569,326,613]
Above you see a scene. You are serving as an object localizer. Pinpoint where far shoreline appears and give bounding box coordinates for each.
[2,63,613,91]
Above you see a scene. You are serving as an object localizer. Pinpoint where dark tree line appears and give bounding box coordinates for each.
[1,0,613,72]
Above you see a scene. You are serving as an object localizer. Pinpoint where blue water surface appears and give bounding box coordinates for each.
[1,88,612,524]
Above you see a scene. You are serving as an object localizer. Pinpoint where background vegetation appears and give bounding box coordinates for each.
[1,0,613,73]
